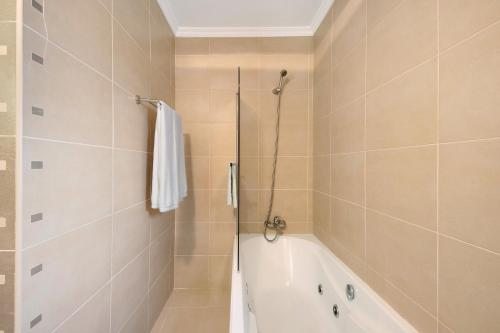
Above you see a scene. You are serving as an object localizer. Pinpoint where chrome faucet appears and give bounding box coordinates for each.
[263,216,286,241]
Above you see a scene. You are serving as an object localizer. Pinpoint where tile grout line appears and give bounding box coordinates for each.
[109,0,115,330]
[323,191,500,257]
[436,0,441,329]
[363,0,368,263]
[146,1,153,328]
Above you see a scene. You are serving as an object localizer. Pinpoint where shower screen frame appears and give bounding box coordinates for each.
[236,66,241,271]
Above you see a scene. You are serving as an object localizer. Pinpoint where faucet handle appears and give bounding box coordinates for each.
[273,216,286,229]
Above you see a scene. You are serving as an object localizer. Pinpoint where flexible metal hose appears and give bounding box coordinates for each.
[263,89,283,242]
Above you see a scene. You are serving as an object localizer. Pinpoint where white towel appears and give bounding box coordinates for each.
[151,102,187,212]
[227,163,238,208]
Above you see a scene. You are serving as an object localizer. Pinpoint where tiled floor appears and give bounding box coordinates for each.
[151,289,230,333]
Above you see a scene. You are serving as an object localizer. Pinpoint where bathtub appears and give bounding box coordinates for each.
[230,234,417,333]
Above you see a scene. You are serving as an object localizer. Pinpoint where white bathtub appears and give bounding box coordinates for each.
[230,234,417,333]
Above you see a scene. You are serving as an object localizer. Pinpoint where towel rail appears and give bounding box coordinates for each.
[135,95,161,107]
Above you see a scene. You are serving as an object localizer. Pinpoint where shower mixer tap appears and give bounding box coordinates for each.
[265,216,286,230]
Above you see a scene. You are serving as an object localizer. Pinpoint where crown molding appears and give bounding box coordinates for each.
[175,26,314,38]
[156,0,179,33]
[157,0,334,38]
[310,0,334,34]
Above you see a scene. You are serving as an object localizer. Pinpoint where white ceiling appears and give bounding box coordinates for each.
[157,0,334,37]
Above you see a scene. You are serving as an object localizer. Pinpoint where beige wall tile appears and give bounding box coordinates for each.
[367,0,437,90]
[175,189,210,223]
[210,55,258,90]
[332,152,365,204]
[183,123,211,157]
[259,190,308,223]
[210,156,234,189]
[313,155,330,194]
[261,157,308,189]
[332,39,365,108]
[23,28,112,146]
[439,23,500,142]
[0,22,16,136]
[210,189,235,223]
[210,90,237,123]
[313,117,330,156]
[365,267,438,333]
[209,256,232,289]
[239,157,259,189]
[149,263,174,328]
[149,228,173,287]
[20,0,175,331]
[0,138,15,250]
[260,89,308,124]
[175,222,209,255]
[150,0,173,78]
[366,146,437,230]
[22,218,112,332]
[439,140,500,253]
[113,21,149,96]
[209,223,235,255]
[23,139,112,247]
[0,252,14,320]
[53,286,110,333]
[260,55,310,90]
[366,0,403,30]
[185,157,210,189]
[439,236,500,333]
[0,0,15,21]
[112,203,150,274]
[119,298,149,333]
[210,38,259,54]
[113,85,151,151]
[259,37,311,55]
[175,56,210,90]
[366,210,437,315]
[332,0,367,63]
[332,97,365,153]
[211,123,235,156]
[261,122,308,156]
[366,59,437,149]
[113,150,149,212]
[331,198,365,259]
[313,191,330,234]
[24,0,112,76]
[239,190,260,223]
[175,38,210,55]
[150,208,174,241]
[114,0,149,53]
[439,0,500,51]
[111,251,148,333]
[313,10,332,85]
[174,256,209,289]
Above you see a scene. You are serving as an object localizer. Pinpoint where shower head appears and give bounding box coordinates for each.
[272,69,288,95]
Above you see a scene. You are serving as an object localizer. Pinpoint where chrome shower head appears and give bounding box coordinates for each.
[272,69,288,95]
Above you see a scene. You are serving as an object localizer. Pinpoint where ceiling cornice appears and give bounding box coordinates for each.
[176,26,314,38]
[310,0,334,34]
[157,0,334,38]
[156,0,179,33]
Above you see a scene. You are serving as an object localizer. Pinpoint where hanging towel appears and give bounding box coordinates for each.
[227,163,238,208]
[151,101,187,212]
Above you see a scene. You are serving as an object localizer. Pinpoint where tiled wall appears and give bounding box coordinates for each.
[0,1,17,332]
[173,38,312,299]
[312,0,500,332]
[21,0,175,332]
